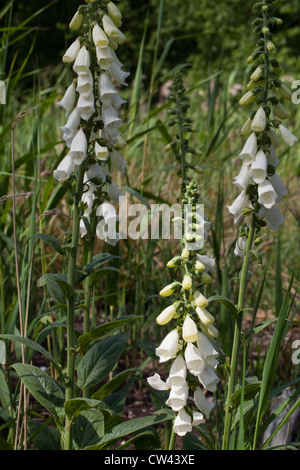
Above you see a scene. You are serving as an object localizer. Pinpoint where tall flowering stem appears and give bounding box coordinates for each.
[147,73,221,443]
[222,0,298,449]
[54,0,128,449]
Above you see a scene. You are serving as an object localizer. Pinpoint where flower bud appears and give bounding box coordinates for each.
[267,41,275,51]
[182,273,193,290]
[196,306,215,326]
[193,291,209,309]
[167,256,182,268]
[279,84,292,100]
[195,260,205,272]
[274,103,289,120]
[201,272,212,284]
[107,2,123,28]
[251,106,266,133]
[159,282,181,297]
[182,315,198,343]
[156,304,176,325]
[239,90,256,106]
[250,65,263,82]
[69,11,83,31]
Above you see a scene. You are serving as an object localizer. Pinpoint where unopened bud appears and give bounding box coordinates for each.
[69,11,83,31]
[182,273,193,290]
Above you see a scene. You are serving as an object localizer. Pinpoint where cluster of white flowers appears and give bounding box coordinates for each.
[229,81,298,257]
[147,183,220,437]
[54,0,128,246]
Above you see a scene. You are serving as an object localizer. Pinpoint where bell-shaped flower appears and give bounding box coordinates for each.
[102,104,122,133]
[60,108,81,147]
[274,103,289,120]
[68,127,87,165]
[156,329,181,363]
[239,132,257,163]
[198,364,220,392]
[86,163,106,187]
[233,161,251,189]
[76,70,93,95]
[166,382,188,412]
[258,179,277,209]
[251,106,266,133]
[194,386,215,418]
[57,82,76,115]
[110,148,127,173]
[202,323,219,339]
[102,14,126,44]
[193,291,208,309]
[107,1,123,28]
[249,149,267,184]
[227,189,250,224]
[269,173,287,203]
[53,154,74,181]
[192,411,206,426]
[234,235,247,258]
[182,315,198,343]
[80,186,95,237]
[95,142,109,161]
[96,46,114,70]
[156,304,176,326]
[259,205,284,230]
[73,45,90,74]
[197,331,218,360]
[77,91,95,121]
[278,124,298,147]
[146,373,170,391]
[173,409,192,436]
[63,39,81,63]
[166,355,187,388]
[107,62,130,86]
[184,342,205,376]
[98,72,118,104]
[106,182,123,204]
[92,23,109,47]
[196,307,215,326]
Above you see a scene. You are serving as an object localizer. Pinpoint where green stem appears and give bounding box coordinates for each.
[222,212,257,450]
[65,164,85,450]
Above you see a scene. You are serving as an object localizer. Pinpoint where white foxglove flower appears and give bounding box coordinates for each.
[195,254,215,273]
[0,80,6,104]
[269,173,287,203]
[278,124,298,147]
[92,23,109,47]
[258,179,277,209]
[227,189,250,223]
[63,39,81,63]
[76,70,93,94]
[77,91,95,121]
[107,62,130,86]
[202,323,219,339]
[156,329,180,363]
[234,161,251,189]
[182,315,198,343]
[197,331,218,359]
[166,382,188,411]
[184,342,205,376]
[198,364,220,392]
[98,72,117,104]
[173,409,192,436]
[73,45,90,74]
[146,373,170,391]
[156,304,176,326]
[166,355,187,388]
[96,46,114,69]
[194,387,215,418]
[249,149,267,184]
[86,163,106,186]
[234,235,247,257]
[107,1,122,28]
[68,127,87,165]
[239,132,257,163]
[57,82,76,115]
[110,148,127,173]
[251,106,266,133]
[102,104,122,133]
[95,142,109,161]
[61,108,81,145]
[274,103,289,120]
[107,182,123,203]
[196,307,215,326]
[53,154,74,181]
[193,291,208,309]
[259,205,284,230]
[192,412,206,426]
[102,14,126,44]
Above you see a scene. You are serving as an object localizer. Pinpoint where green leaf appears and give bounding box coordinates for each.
[232,377,261,408]
[183,432,208,450]
[65,398,102,423]
[28,421,61,451]
[77,253,121,283]
[78,316,139,351]
[0,334,62,374]
[207,295,238,316]
[30,233,65,256]
[11,364,65,425]
[0,436,13,450]
[136,341,159,361]
[244,318,278,339]
[37,273,74,301]
[84,413,173,449]
[72,409,105,450]
[77,332,130,390]
[92,368,138,400]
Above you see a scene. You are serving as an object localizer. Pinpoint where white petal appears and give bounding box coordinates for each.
[147,373,170,391]
[73,45,90,74]
[166,355,187,387]
[194,387,215,418]
[57,82,76,114]
[166,383,188,411]
[155,329,180,363]
[184,342,205,376]
[239,132,257,163]
[173,409,192,436]
[53,154,74,181]
[249,149,267,184]
[68,128,87,165]
[258,179,277,209]
[63,39,81,63]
